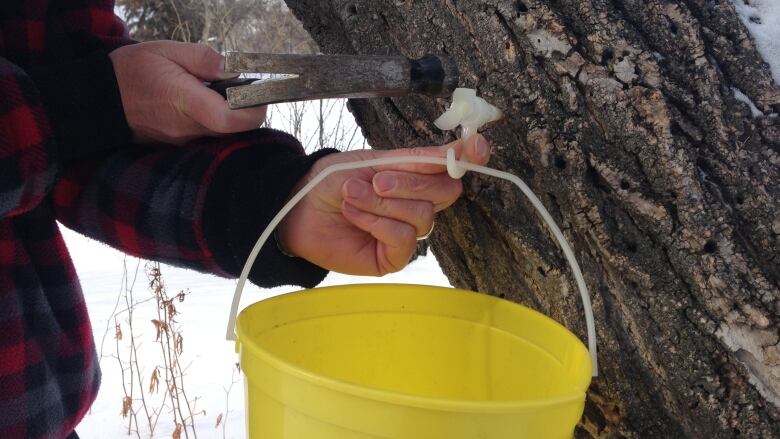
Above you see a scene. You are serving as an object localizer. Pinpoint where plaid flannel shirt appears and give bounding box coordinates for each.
[1,1,331,437]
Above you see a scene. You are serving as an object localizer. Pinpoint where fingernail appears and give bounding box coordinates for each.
[342,202,360,214]
[476,135,490,160]
[374,174,396,193]
[345,179,368,198]
[218,57,240,79]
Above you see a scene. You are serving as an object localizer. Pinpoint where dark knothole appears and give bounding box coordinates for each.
[669,22,678,34]
[516,0,529,14]
[601,47,615,65]
[347,4,358,16]
[703,240,717,254]
[554,155,567,170]
[626,241,638,253]
[620,180,630,190]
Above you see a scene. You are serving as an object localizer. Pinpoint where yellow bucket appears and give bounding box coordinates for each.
[236,283,592,438]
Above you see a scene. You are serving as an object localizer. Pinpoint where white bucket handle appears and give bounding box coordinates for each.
[226,150,599,377]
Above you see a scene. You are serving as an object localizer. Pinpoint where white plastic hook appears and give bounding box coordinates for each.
[446,148,467,179]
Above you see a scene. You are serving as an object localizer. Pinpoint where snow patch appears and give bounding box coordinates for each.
[733,87,764,117]
[731,0,780,86]
[528,29,572,57]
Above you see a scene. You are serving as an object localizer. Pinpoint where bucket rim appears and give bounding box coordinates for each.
[236,283,592,413]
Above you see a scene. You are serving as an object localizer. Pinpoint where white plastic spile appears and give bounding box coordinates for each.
[434,88,504,138]
[434,88,504,178]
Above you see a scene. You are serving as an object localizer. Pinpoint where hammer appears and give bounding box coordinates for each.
[208,53,459,109]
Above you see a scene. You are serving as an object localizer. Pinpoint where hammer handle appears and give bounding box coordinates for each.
[216,53,457,109]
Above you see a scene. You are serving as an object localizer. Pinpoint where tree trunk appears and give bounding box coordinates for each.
[284,0,780,437]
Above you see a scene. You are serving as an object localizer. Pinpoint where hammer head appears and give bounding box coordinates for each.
[220,53,459,109]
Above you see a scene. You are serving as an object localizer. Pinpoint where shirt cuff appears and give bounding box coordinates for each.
[203,128,339,289]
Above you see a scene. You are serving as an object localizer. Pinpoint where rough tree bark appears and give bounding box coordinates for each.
[285,0,780,437]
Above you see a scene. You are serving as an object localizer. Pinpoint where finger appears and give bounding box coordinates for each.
[371,171,463,212]
[343,178,435,236]
[373,134,491,174]
[460,134,491,166]
[341,202,417,275]
[180,82,269,133]
[157,41,237,81]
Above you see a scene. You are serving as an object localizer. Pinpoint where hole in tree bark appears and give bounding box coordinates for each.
[703,240,717,253]
[736,194,745,205]
[601,47,615,65]
[516,1,529,14]
[586,167,609,191]
[628,280,639,289]
[626,241,638,253]
[347,4,358,15]
[620,180,630,190]
[669,22,678,34]
[554,155,567,169]
[537,267,547,277]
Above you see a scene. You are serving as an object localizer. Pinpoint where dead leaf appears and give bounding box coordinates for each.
[121,396,132,417]
[149,366,160,394]
[172,423,182,439]
[151,319,167,340]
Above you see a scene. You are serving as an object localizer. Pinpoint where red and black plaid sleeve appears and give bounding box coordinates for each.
[0,57,57,219]
[2,1,331,438]
[55,129,334,288]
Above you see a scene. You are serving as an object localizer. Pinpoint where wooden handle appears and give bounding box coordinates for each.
[222,53,458,109]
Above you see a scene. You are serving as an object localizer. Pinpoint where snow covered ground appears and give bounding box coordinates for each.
[64,227,450,439]
[732,0,780,85]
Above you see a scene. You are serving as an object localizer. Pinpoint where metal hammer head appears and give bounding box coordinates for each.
[218,53,459,109]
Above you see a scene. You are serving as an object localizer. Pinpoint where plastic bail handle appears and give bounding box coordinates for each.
[226,150,599,377]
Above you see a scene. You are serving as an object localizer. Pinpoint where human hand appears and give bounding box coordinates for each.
[276,135,491,276]
[109,41,267,144]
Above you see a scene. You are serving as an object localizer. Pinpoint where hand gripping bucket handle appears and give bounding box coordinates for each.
[226,149,599,377]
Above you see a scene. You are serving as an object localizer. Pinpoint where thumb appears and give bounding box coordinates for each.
[159,41,237,81]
